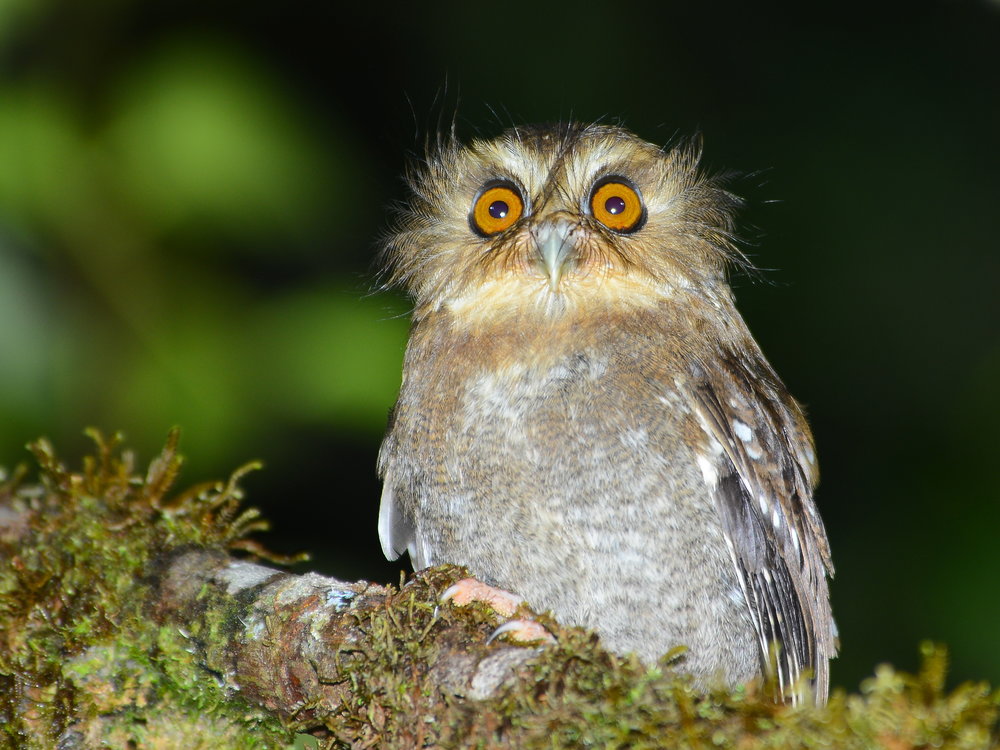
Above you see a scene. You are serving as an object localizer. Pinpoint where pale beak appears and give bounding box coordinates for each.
[532,219,575,291]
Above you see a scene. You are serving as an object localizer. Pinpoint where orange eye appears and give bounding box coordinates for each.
[470,182,524,236]
[590,178,645,233]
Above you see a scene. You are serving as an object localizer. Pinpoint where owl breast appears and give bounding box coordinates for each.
[381,308,760,684]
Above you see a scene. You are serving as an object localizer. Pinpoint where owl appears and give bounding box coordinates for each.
[377,122,836,703]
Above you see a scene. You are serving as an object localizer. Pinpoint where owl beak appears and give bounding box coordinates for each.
[532,219,576,291]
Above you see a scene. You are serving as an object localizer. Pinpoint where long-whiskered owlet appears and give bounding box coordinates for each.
[377,122,836,703]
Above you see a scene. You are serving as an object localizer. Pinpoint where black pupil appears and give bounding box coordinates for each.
[488,200,509,220]
[605,195,627,215]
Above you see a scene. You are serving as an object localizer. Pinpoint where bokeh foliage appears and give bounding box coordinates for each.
[0,0,997,695]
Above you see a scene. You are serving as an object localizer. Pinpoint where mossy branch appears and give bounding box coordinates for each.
[0,432,997,748]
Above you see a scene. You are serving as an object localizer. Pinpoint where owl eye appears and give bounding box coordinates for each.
[590,178,645,233]
[470,181,524,237]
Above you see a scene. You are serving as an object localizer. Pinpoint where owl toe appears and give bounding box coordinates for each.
[440,577,525,618]
[487,619,556,646]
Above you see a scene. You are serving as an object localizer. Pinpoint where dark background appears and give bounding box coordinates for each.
[1,0,997,693]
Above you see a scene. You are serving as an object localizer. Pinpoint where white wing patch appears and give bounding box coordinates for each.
[696,454,719,486]
[377,472,415,563]
[732,419,753,442]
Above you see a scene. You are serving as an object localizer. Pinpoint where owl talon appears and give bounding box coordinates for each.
[487,619,556,646]
[441,577,525,618]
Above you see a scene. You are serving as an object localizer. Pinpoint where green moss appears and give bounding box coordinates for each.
[320,585,1000,748]
[0,429,296,749]
[298,533,999,747]
[1,431,998,748]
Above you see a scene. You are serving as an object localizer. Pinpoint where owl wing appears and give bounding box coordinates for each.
[377,438,434,571]
[378,479,411,561]
[686,349,836,704]
[378,477,437,571]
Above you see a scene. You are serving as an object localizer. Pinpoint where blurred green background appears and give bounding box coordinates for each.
[1,0,997,693]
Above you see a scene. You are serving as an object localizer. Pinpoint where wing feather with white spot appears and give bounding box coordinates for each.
[377,408,433,571]
[686,348,836,704]
[377,470,436,570]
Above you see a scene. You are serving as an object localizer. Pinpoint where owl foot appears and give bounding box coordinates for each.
[441,578,525,618]
[487,619,556,645]
[441,578,556,645]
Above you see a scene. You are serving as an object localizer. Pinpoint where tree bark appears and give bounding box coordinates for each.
[151,549,540,732]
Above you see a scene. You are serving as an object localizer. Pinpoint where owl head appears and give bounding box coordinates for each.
[381,123,747,320]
